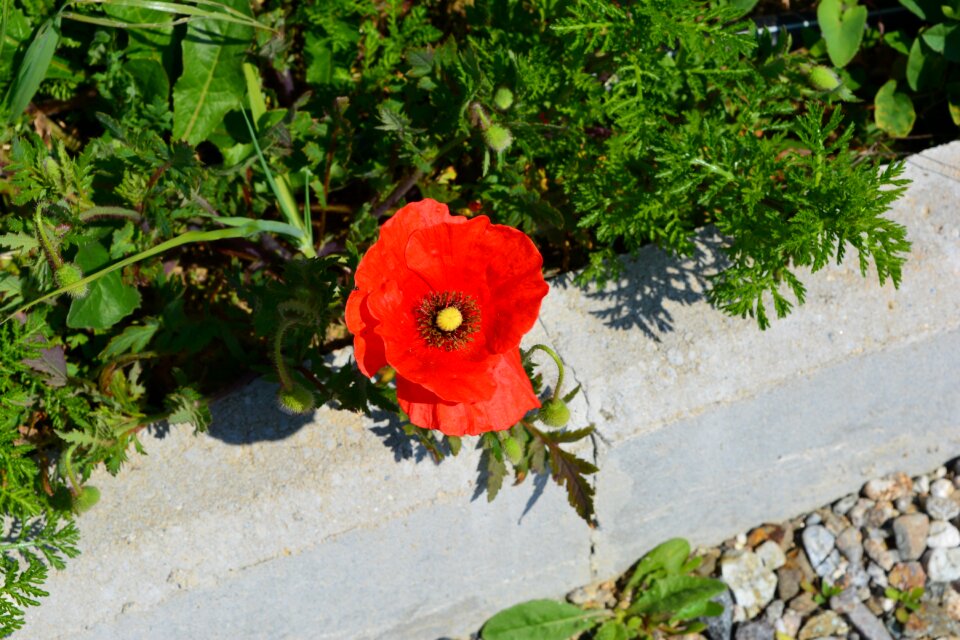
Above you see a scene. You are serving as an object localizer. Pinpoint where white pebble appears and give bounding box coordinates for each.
[881,597,896,613]
[915,476,931,495]
[932,478,956,499]
[928,521,960,549]
[935,466,948,479]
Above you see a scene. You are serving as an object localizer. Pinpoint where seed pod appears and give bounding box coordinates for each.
[493,87,514,111]
[277,384,315,415]
[72,486,101,514]
[502,436,523,465]
[538,397,570,427]
[809,66,841,92]
[55,263,88,298]
[483,124,513,153]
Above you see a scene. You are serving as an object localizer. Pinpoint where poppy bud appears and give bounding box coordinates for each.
[56,263,88,298]
[483,124,513,153]
[493,87,514,111]
[502,436,523,465]
[538,397,570,427]
[809,66,841,92]
[72,486,100,514]
[277,383,315,415]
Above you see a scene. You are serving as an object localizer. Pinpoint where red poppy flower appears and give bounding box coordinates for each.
[345,199,549,436]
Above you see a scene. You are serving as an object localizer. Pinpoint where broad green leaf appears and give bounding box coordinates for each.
[628,575,727,617]
[407,48,434,77]
[67,242,141,330]
[627,538,691,590]
[922,23,960,61]
[172,0,253,145]
[818,0,867,68]
[4,15,60,120]
[594,620,629,640]
[874,80,916,138]
[481,600,606,640]
[906,37,946,91]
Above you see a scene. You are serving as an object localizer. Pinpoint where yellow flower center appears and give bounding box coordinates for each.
[435,307,463,332]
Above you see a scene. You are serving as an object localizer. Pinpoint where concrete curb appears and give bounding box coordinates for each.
[23,143,960,639]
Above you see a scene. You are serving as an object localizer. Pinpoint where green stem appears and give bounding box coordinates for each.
[6,226,255,322]
[62,444,81,495]
[34,206,63,271]
[526,344,564,400]
[273,318,296,390]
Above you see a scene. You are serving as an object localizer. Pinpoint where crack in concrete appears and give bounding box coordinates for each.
[535,317,604,580]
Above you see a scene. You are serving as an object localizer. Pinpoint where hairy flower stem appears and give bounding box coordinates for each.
[62,445,81,496]
[34,206,63,272]
[273,318,297,391]
[526,344,564,400]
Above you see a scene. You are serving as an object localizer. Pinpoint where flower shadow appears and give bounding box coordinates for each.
[579,232,727,340]
[368,408,438,464]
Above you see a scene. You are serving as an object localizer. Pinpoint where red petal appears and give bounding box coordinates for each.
[345,289,387,378]
[397,349,540,436]
[369,279,497,403]
[405,216,548,354]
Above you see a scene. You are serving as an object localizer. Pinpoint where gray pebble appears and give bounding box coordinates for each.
[764,599,785,624]
[848,499,875,529]
[865,501,899,528]
[835,527,863,564]
[864,538,897,571]
[925,495,960,521]
[721,551,778,619]
[755,540,786,571]
[805,513,822,527]
[927,520,960,549]
[866,562,889,588]
[843,599,894,640]
[704,589,734,640]
[892,513,930,561]
[814,549,842,580]
[894,495,916,513]
[931,478,955,499]
[735,620,774,640]
[833,494,858,516]
[803,525,836,571]
[925,547,960,582]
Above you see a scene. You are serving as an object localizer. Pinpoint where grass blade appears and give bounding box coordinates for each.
[4,15,60,120]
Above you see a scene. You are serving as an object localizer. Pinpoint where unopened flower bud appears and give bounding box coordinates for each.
[56,263,88,298]
[493,87,514,111]
[502,436,523,465]
[809,66,841,92]
[539,397,570,427]
[72,486,100,514]
[483,124,513,153]
[277,384,315,415]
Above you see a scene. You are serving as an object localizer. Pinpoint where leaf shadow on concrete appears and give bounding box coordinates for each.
[368,408,442,464]
[572,233,727,340]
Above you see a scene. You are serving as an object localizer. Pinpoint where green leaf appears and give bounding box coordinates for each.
[906,37,945,91]
[948,84,960,125]
[884,30,911,55]
[4,15,60,120]
[0,232,38,252]
[874,79,916,138]
[407,48,434,77]
[817,0,867,68]
[481,600,606,640]
[66,242,141,330]
[594,620,629,640]
[627,538,691,590]
[172,0,253,145]
[99,320,160,359]
[899,0,943,20]
[627,575,727,617]
[922,23,960,61]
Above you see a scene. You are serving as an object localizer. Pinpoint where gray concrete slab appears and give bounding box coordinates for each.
[21,142,960,639]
